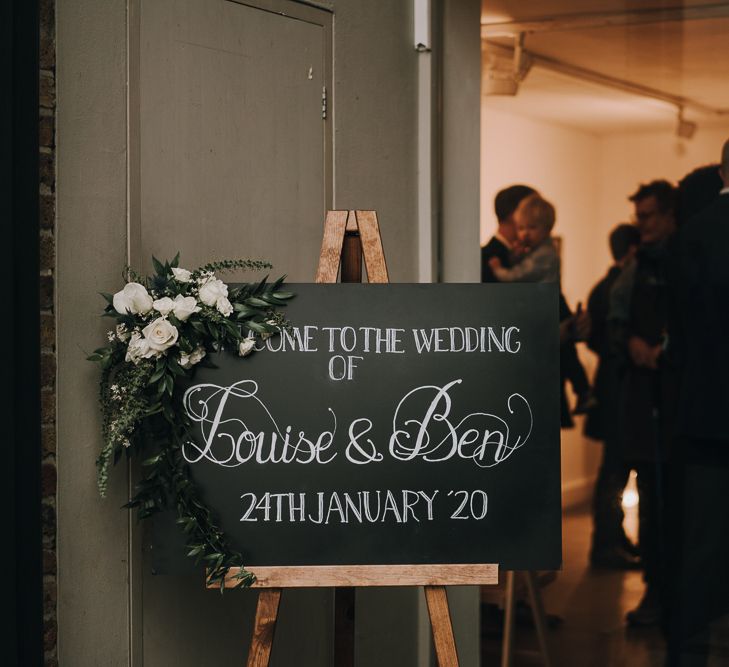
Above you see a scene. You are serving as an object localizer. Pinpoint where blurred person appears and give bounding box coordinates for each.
[489,194,559,284]
[665,148,729,665]
[490,195,596,417]
[481,184,537,283]
[585,224,642,570]
[609,179,678,627]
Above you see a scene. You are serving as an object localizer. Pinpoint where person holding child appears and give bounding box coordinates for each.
[488,194,595,419]
[488,194,559,284]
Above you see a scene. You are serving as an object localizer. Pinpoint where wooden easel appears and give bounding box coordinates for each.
[218,211,499,666]
[499,571,552,667]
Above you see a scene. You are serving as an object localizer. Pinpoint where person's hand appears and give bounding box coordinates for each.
[488,257,502,270]
[511,242,528,258]
[628,336,661,369]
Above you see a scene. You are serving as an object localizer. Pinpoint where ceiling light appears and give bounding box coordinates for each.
[483,33,532,96]
[676,107,697,139]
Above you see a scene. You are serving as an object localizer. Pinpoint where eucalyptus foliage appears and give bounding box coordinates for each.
[89,254,294,589]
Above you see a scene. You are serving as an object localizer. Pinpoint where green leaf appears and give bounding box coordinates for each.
[245,320,268,334]
[167,355,186,377]
[152,256,166,276]
[171,252,180,269]
[149,365,166,385]
[246,297,270,308]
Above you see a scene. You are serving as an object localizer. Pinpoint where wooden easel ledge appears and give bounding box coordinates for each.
[208,564,498,589]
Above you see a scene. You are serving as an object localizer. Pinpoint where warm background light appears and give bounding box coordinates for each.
[621,470,639,509]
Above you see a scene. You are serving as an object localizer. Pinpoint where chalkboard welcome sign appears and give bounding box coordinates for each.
[155,283,562,573]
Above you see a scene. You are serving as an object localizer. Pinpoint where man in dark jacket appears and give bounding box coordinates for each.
[666,141,729,665]
[586,223,641,569]
[481,185,535,282]
[610,180,678,627]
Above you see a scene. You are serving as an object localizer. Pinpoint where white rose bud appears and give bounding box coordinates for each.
[171,267,192,283]
[179,346,206,369]
[172,294,201,321]
[198,278,228,307]
[142,317,179,352]
[216,296,233,317]
[153,296,175,315]
[260,319,278,340]
[238,338,255,357]
[125,332,156,363]
[113,282,154,315]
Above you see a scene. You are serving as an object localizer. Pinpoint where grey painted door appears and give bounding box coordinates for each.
[135,1,333,664]
[136,0,331,281]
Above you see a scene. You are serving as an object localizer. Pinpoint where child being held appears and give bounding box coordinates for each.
[488,194,559,283]
[489,194,595,416]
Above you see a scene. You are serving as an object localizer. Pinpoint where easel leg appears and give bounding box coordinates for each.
[500,571,516,667]
[524,571,552,667]
[334,587,355,667]
[247,588,282,667]
[425,585,459,667]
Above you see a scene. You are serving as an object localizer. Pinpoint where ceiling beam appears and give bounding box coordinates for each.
[484,40,729,116]
[481,3,729,36]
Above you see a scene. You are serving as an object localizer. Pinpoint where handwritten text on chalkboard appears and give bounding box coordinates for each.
[157,284,562,570]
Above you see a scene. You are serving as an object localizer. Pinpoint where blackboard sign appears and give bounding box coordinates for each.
[155,283,561,573]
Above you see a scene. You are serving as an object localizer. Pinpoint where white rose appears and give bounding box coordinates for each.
[142,317,179,352]
[179,346,206,369]
[125,332,156,363]
[171,294,201,322]
[171,267,192,283]
[198,278,228,307]
[153,296,175,315]
[238,338,255,357]
[216,296,233,317]
[113,282,153,315]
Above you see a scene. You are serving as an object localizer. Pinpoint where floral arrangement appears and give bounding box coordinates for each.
[88,254,294,589]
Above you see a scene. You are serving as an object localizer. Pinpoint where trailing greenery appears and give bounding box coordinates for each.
[88,254,294,590]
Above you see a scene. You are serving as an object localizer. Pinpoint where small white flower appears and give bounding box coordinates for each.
[172,294,201,321]
[171,267,192,283]
[179,346,206,369]
[107,330,116,342]
[196,271,214,285]
[113,282,154,315]
[153,296,175,315]
[125,332,156,363]
[116,324,130,341]
[198,278,228,307]
[216,296,233,317]
[142,317,179,353]
[238,338,255,357]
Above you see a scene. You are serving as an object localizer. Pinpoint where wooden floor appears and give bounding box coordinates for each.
[481,503,666,666]
[480,501,729,666]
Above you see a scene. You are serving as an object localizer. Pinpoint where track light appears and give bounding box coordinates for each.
[676,107,697,139]
[483,33,532,96]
